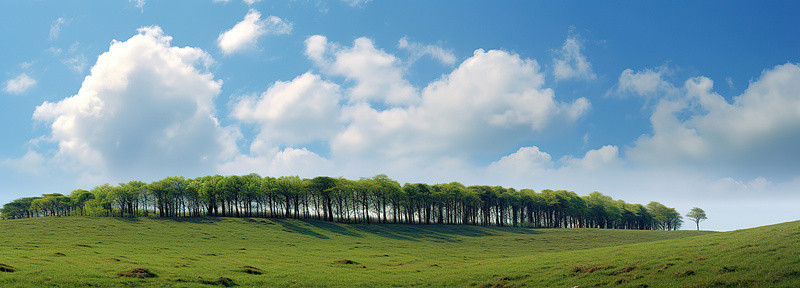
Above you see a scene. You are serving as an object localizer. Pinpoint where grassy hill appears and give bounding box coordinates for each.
[0,217,797,287]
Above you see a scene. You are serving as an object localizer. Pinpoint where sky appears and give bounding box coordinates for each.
[2,1,800,231]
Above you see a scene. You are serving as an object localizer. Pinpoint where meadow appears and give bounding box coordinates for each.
[0,217,798,287]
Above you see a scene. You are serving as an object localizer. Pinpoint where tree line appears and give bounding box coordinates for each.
[0,174,683,230]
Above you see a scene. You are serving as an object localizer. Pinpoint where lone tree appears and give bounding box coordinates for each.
[686,207,708,230]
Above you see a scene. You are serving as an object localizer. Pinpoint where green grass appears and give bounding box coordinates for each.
[0,217,797,287]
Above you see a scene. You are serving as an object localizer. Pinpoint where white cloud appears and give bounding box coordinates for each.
[4,73,36,94]
[747,177,774,191]
[218,147,332,177]
[330,48,590,162]
[304,35,329,64]
[553,33,596,81]
[487,145,620,178]
[342,0,372,7]
[232,72,343,148]
[287,36,592,179]
[418,49,589,131]
[262,15,292,35]
[627,63,800,177]
[49,18,65,40]
[0,151,46,175]
[306,35,418,105]
[68,42,80,53]
[562,145,621,170]
[711,176,774,194]
[475,62,800,231]
[32,26,236,182]
[129,0,145,9]
[62,55,88,74]
[627,98,709,165]
[243,0,262,5]
[487,146,553,176]
[615,66,676,98]
[398,36,456,66]
[217,9,292,55]
[46,47,63,55]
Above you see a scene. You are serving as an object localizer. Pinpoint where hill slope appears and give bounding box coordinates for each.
[0,217,795,287]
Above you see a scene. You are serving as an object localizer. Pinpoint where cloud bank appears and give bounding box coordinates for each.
[627,63,800,178]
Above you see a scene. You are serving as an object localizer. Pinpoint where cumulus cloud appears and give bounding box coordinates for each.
[232,72,343,149]
[243,0,262,5]
[285,35,592,178]
[304,35,329,64]
[4,73,36,94]
[487,145,620,178]
[627,63,800,177]
[487,146,553,176]
[306,35,418,105]
[398,36,456,66]
[32,26,236,182]
[217,9,292,55]
[49,18,65,40]
[553,33,596,81]
[330,48,591,162]
[561,145,621,170]
[218,147,333,177]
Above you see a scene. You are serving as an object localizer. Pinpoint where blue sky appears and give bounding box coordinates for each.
[2,1,800,230]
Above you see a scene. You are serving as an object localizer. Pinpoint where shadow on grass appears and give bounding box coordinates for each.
[304,220,362,237]
[350,225,421,241]
[137,217,223,223]
[115,217,142,223]
[293,219,542,242]
[272,218,330,239]
[110,216,541,241]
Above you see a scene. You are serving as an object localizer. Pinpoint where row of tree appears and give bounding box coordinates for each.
[0,174,683,230]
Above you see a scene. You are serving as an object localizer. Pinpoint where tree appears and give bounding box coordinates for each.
[2,197,39,219]
[2,173,686,232]
[647,201,683,231]
[309,176,336,221]
[686,207,707,230]
[70,189,94,216]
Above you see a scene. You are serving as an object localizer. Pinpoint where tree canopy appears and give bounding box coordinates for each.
[1,174,684,230]
[686,207,708,230]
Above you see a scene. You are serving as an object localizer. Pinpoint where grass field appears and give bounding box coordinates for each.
[0,217,797,287]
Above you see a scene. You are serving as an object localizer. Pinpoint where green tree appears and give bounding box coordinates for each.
[686,207,708,230]
[69,189,95,216]
[2,172,686,232]
[2,197,40,219]
[647,201,683,231]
